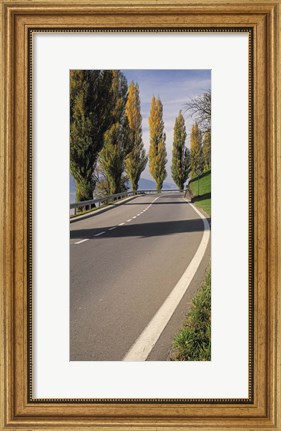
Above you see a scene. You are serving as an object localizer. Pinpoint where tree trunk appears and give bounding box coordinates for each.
[131,179,138,193]
[76,180,93,211]
[156,181,162,193]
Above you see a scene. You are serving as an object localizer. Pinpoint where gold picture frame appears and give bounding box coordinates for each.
[1,0,280,429]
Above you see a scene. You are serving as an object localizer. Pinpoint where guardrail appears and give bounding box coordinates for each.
[141,189,179,194]
[70,189,181,215]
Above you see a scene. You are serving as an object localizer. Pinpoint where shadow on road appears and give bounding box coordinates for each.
[70,194,185,223]
[70,218,210,241]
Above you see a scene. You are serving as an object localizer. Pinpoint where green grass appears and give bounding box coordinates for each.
[189,170,211,216]
[171,269,211,361]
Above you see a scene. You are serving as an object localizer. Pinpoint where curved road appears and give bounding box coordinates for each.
[70,192,210,361]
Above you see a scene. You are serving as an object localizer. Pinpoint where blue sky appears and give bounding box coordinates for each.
[122,70,211,184]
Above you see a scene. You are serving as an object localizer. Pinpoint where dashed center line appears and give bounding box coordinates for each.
[74,195,160,244]
[94,231,106,237]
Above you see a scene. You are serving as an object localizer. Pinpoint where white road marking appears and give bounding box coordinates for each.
[73,196,161,246]
[123,202,210,361]
[94,231,106,237]
[109,197,160,232]
[74,238,89,245]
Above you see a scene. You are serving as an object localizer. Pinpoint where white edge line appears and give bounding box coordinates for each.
[123,202,210,361]
[74,238,89,245]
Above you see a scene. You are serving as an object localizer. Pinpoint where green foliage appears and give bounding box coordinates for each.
[189,170,211,216]
[172,269,211,361]
[98,71,131,195]
[171,111,190,190]
[125,147,147,192]
[189,122,203,179]
[125,82,147,192]
[95,178,111,197]
[92,163,110,197]
[99,123,129,195]
[202,129,211,171]
[188,123,211,215]
[70,70,115,202]
[148,96,167,192]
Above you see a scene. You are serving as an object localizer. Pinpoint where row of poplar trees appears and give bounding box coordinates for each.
[171,114,211,190]
[176,89,212,187]
[70,69,210,202]
[70,69,168,201]
[148,91,211,192]
[70,70,147,202]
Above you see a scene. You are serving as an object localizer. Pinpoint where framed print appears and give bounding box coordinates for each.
[1,0,280,430]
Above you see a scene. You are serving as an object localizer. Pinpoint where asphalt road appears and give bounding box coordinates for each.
[70,192,210,361]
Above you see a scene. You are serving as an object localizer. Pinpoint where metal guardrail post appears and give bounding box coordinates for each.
[70,189,181,214]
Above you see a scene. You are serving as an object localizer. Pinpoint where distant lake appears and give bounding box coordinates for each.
[69,175,177,204]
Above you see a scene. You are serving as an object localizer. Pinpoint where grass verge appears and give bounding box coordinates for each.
[170,268,211,361]
[189,170,211,216]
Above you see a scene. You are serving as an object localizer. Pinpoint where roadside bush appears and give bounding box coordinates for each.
[172,269,211,361]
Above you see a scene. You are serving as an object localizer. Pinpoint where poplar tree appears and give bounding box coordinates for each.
[70,70,114,202]
[99,71,131,195]
[125,82,147,192]
[202,129,211,171]
[171,111,190,191]
[189,122,202,179]
[99,124,127,194]
[148,96,167,192]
